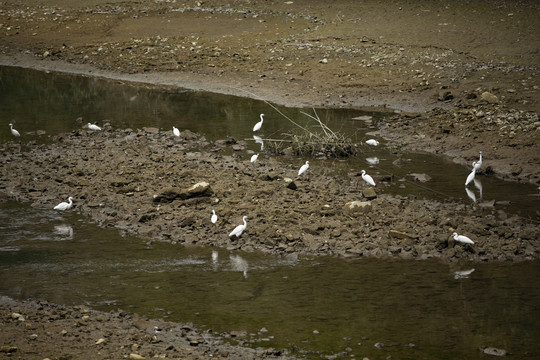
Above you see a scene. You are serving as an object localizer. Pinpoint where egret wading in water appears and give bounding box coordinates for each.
[211,209,218,224]
[173,126,180,137]
[250,153,259,163]
[361,170,376,187]
[473,151,483,171]
[87,123,101,131]
[365,139,379,146]
[253,113,264,132]
[54,197,74,211]
[452,232,474,245]
[229,216,248,238]
[465,165,476,186]
[9,123,20,137]
[298,161,309,176]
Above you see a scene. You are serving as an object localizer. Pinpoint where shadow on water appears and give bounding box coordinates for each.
[1,66,540,358]
[1,200,539,359]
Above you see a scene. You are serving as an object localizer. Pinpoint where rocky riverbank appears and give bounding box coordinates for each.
[0,296,292,360]
[1,126,538,263]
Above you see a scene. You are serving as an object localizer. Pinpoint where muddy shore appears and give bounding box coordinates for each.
[1,0,539,358]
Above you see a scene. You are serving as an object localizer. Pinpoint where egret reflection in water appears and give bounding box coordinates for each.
[465,187,477,203]
[53,224,73,240]
[253,135,264,150]
[454,268,475,279]
[230,254,248,279]
[366,156,380,165]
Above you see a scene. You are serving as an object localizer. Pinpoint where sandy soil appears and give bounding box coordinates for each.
[0,0,539,358]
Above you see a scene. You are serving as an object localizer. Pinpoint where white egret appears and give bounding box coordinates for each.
[253,113,264,132]
[452,232,474,245]
[173,126,180,137]
[253,135,264,150]
[465,166,476,186]
[365,139,379,146]
[366,157,380,165]
[54,197,74,211]
[87,123,101,131]
[211,209,218,224]
[473,151,482,171]
[9,123,20,137]
[361,170,376,186]
[298,161,309,176]
[229,216,248,238]
[250,153,259,163]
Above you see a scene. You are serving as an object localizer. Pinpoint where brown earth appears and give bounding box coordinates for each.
[0,0,539,359]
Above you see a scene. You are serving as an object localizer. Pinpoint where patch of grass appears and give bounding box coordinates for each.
[264,108,358,158]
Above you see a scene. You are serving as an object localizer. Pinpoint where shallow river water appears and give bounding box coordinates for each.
[1,66,539,359]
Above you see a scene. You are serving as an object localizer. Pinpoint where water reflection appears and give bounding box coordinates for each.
[253,135,264,151]
[229,254,249,279]
[365,156,380,165]
[53,224,74,240]
[454,268,475,280]
[465,187,477,203]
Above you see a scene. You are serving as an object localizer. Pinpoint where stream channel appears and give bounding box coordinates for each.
[1,66,539,359]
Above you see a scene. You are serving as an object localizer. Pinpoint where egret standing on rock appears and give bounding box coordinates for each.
[173,126,180,137]
[253,113,264,132]
[54,197,74,211]
[229,216,248,238]
[361,170,376,186]
[250,153,259,163]
[452,232,474,245]
[465,166,476,186]
[298,161,309,176]
[366,139,379,146]
[87,123,101,131]
[9,123,20,137]
[473,151,483,171]
[211,209,218,224]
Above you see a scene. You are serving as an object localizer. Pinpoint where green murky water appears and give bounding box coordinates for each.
[1,66,539,358]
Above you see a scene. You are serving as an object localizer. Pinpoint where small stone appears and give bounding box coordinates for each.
[129,354,146,360]
[10,312,24,321]
[344,201,372,214]
[438,91,453,101]
[284,178,297,190]
[319,58,328,63]
[0,346,18,353]
[409,173,431,182]
[481,91,499,104]
[95,338,106,345]
[362,187,377,200]
[483,347,507,356]
[388,230,419,240]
